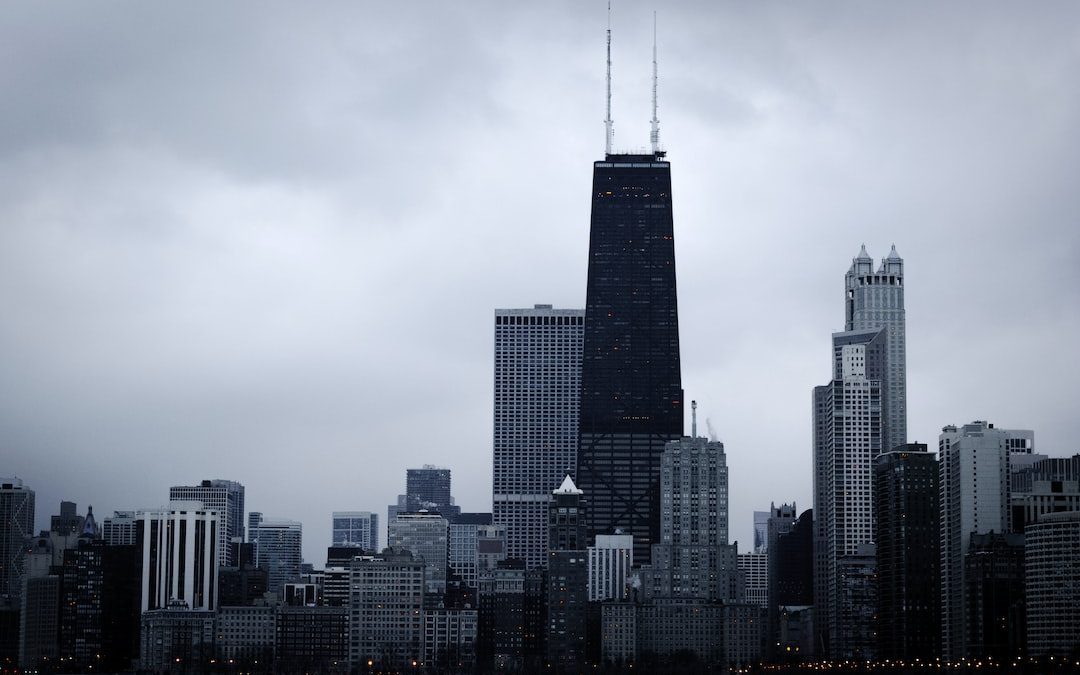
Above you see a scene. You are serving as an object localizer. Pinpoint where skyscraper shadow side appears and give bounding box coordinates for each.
[578,153,684,566]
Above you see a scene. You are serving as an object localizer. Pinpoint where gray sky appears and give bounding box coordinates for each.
[2,2,1078,564]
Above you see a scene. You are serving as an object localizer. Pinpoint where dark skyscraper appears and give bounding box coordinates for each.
[578,151,683,565]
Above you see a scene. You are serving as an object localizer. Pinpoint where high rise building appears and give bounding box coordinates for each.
[587,532,633,602]
[447,512,494,590]
[578,149,684,566]
[770,509,814,658]
[331,511,378,551]
[963,533,1026,659]
[50,501,81,535]
[169,479,245,567]
[939,420,1029,658]
[388,511,449,594]
[493,304,584,570]
[844,244,906,453]
[347,550,425,670]
[249,517,303,596]
[1024,510,1080,656]
[874,444,940,660]
[753,510,770,553]
[137,501,220,612]
[643,436,737,603]
[102,510,138,546]
[1009,454,1080,534]
[546,476,588,670]
[405,465,457,515]
[739,552,768,608]
[813,325,887,658]
[0,478,35,601]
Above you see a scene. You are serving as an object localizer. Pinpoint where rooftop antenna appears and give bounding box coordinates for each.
[691,400,698,438]
[650,11,660,155]
[605,0,614,157]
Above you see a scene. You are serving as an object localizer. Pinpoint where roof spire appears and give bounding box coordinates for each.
[650,11,660,155]
[605,0,614,156]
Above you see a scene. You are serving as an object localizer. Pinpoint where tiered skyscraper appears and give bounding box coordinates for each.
[578,151,683,565]
[813,245,906,659]
[492,305,584,569]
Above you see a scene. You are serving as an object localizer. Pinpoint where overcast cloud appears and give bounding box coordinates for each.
[2,1,1079,563]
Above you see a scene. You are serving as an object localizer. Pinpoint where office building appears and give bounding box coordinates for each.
[493,305,584,570]
[770,509,813,657]
[725,602,766,667]
[874,444,940,660]
[753,510,770,553]
[1009,454,1080,533]
[169,479,246,567]
[835,543,877,660]
[249,516,302,595]
[645,436,735,602]
[844,244,906,453]
[102,510,138,546]
[547,476,588,669]
[58,539,140,671]
[216,605,275,667]
[588,532,633,602]
[447,512,495,590]
[812,324,887,659]
[477,559,546,671]
[1025,510,1080,656]
[406,465,457,515]
[389,511,449,594]
[964,533,1026,659]
[739,552,768,608]
[50,501,82,536]
[138,605,216,672]
[137,501,219,612]
[331,511,378,551]
[347,550,425,670]
[276,605,349,672]
[578,149,684,566]
[425,605,479,672]
[939,420,1029,658]
[18,538,60,671]
[1,478,35,601]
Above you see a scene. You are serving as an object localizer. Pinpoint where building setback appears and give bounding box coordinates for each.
[493,305,584,570]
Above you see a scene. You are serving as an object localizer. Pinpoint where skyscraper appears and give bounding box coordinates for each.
[137,501,220,612]
[389,511,449,594]
[939,420,1029,658]
[845,244,906,453]
[249,517,303,596]
[1,478,35,601]
[405,465,455,514]
[578,151,683,565]
[169,479,245,567]
[874,444,940,660]
[331,511,378,551]
[813,326,887,658]
[493,305,584,570]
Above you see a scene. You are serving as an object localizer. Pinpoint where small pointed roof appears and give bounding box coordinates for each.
[856,244,871,260]
[81,505,99,538]
[886,243,901,259]
[554,474,583,495]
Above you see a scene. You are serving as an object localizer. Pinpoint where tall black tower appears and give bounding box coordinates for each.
[578,152,683,564]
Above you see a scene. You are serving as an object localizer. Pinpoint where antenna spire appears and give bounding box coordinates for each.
[604,1,614,157]
[650,11,660,155]
[691,400,698,438]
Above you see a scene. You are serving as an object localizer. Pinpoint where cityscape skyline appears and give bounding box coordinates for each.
[2,3,1080,569]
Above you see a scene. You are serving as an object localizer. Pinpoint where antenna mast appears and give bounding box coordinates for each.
[691,400,698,438]
[605,1,614,157]
[650,11,660,155]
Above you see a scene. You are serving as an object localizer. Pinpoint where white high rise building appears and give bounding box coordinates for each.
[939,420,1031,658]
[137,501,220,611]
[169,479,245,567]
[588,532,633,601]
[845,244,906,454]
[813,327,887,659]
[492,305,584,569]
